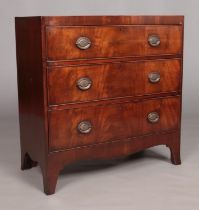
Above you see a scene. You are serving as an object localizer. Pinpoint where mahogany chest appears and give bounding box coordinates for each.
[15,16,184,195]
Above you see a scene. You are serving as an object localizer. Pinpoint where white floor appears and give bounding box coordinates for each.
[0,116,198,210]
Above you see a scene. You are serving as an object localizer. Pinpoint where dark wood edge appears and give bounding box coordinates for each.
[15,17,49,170]
[41,18,50,155]
[41,16,184,26]
[48,94,181,111]
[178,18,184,149]
[46,56,182,67]
[45,24,183,28]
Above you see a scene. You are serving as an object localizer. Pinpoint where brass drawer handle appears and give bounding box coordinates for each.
[148,35,161,47]
[77,77,92,91]
[147,112,160,123]
[76,37,91,50]
[77,121,92,134]
[148,72,161,83]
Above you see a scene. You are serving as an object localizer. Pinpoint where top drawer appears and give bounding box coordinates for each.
[46,25,183,61]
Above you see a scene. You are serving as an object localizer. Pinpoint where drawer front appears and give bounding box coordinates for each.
[48,59,181,105]
[46,25,182,61]
[49,97,180,151]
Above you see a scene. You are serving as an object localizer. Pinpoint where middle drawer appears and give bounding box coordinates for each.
[48,59,181,105]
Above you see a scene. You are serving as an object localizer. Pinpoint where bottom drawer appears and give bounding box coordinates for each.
[49,97,181,151]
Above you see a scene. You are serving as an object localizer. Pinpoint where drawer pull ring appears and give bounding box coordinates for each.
[76,37,91,50]
[148,112,160,123]
[148,35,161,47]
[77,77,92,90]
[148,72,161,83]
[77,121,92,134]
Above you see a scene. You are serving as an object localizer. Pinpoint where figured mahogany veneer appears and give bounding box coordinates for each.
[15,16,184,195]
[48,59,181,105]
[46,25,182,60]
[49,97,180,151]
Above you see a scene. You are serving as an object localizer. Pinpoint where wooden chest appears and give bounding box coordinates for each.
[15,16,184,195]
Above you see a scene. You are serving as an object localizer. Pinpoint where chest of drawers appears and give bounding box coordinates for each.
[15,16,184,195]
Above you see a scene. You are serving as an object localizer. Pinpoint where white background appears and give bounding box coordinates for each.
[0,1,199,209]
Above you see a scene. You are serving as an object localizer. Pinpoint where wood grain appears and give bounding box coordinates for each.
[49,96,180,151]
[46,25,182,61]
[48,59,181,105]
[46,130,181,194]
[15,17,48,171]
[44,16,184,26]
[15,16,183,195]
